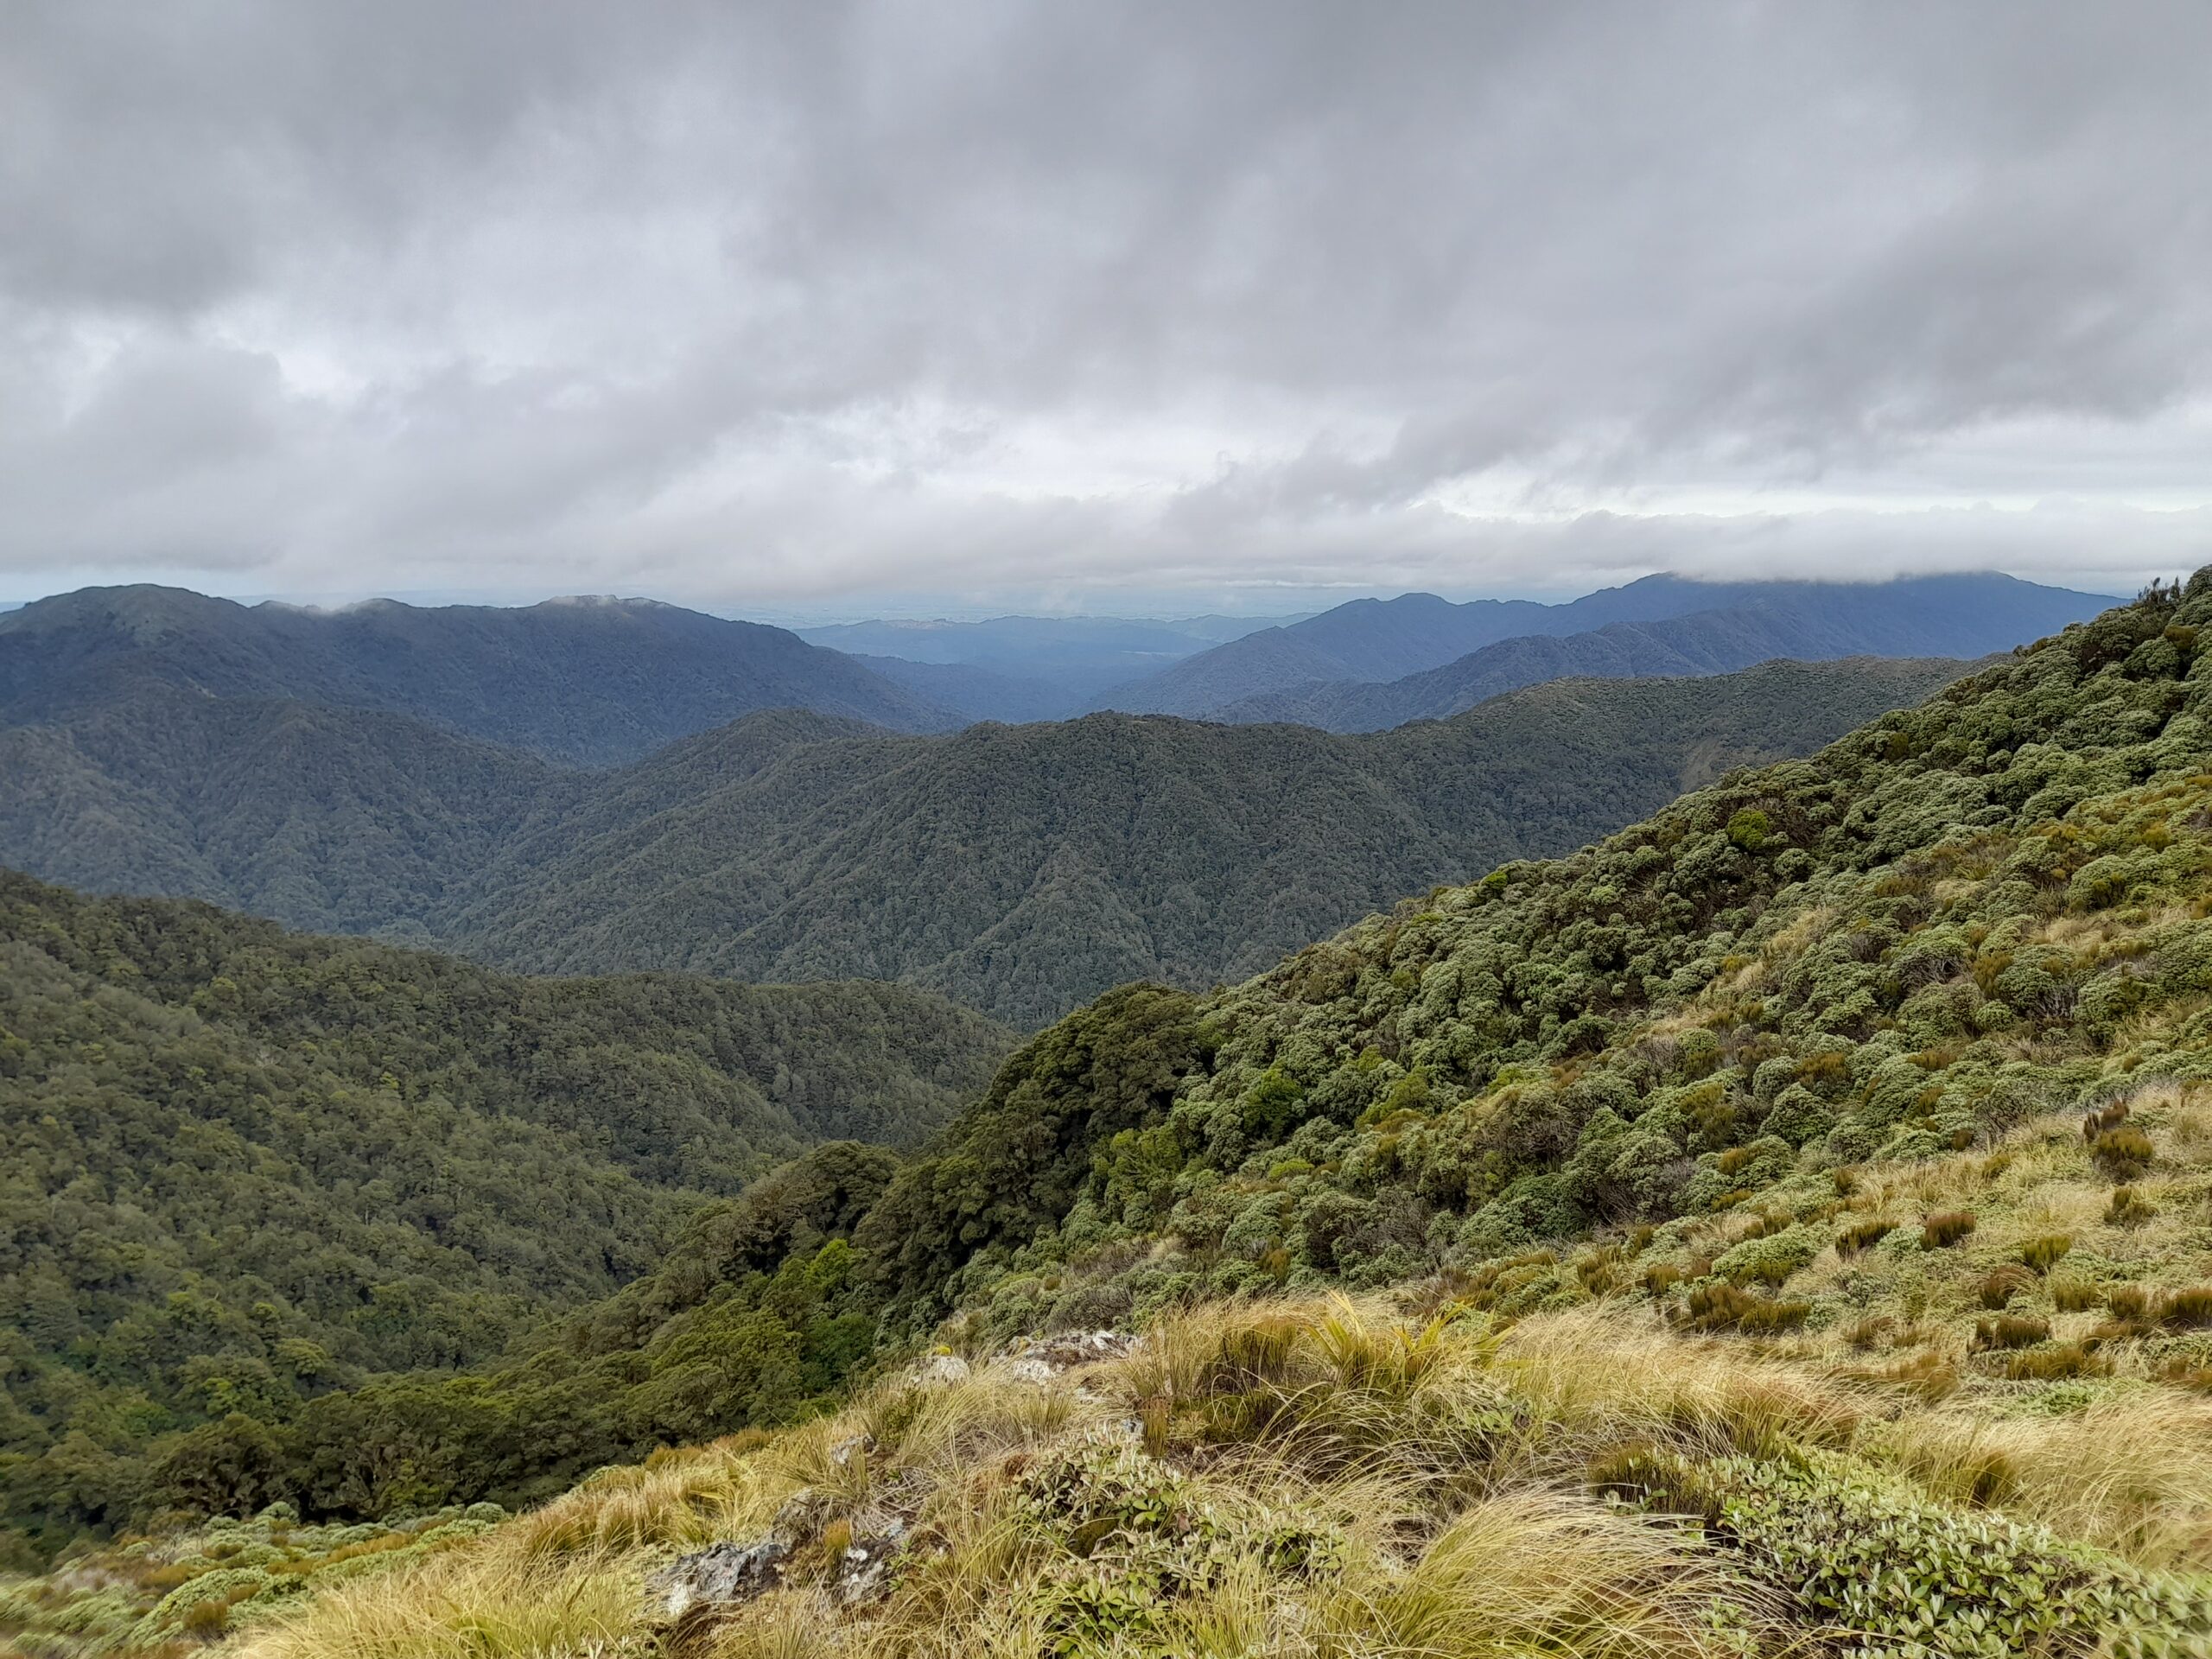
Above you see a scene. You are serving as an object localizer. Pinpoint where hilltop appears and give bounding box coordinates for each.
[0,586,955,765]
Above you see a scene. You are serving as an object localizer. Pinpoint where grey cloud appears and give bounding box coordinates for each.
[0,1,2207,605]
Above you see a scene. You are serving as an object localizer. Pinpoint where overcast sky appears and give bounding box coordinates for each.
[3,2,2207,617]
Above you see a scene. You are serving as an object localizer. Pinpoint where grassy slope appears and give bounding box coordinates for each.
[15,1092,2212,1656]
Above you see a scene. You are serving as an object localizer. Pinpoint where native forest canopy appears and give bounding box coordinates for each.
[9,572,2212,1659]
[0,882,1009,1550]
[3,650,1971,1027]
[0,586,958,765]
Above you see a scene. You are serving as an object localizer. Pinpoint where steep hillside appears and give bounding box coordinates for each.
[0,696,580,938]
[0,874,1012,1548]
[0,586,956,764]
[0,658,1972,1027]
[17,578,2212,1656]
[860,575,2212,1334]
[447,658,1974,1026]
[1112,572,2111,719]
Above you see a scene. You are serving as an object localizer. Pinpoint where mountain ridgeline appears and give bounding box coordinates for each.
[797,612,1313,720]
[0,585,957,764]
[1105,571,2113,724]
[0,657,1974,1025]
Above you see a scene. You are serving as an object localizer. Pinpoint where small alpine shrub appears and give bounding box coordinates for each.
[2107,1284,2153,1323]
[1682,1282,1808,1334]
[1834,1218,1894,1258]
[1973,1314,2050,1351]
[181,1600,231,1638]
[2082,1097,2133,1140]
[2093,1126,2154,1181]
[1643,1262,1684,1296]
[1922,1211,1976,1249]
[2159,1287,2212,1330]
[1840,1314,1894,1351]
[2051,1278,2100,1313]
[1876,1351,1961,1402]
[2158,1357,2212,1393]
[2107,1185,2158,1226]
[2001,1341,2111,1381]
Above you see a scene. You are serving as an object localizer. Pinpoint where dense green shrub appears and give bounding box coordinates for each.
[1596,1447,2212,1656]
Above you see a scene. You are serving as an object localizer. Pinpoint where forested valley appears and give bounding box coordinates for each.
[2,656,1972,1027]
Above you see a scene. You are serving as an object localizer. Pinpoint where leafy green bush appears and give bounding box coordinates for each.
[1595,1447,2212,1656]
[1712,1225,1820,1288]
[1009,1436,1344,1654]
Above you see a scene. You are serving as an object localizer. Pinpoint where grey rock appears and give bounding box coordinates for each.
[912,1351,972,1384]
[647,1538,787,1618]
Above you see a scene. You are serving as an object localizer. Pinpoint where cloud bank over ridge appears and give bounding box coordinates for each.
[3,2,2207,607]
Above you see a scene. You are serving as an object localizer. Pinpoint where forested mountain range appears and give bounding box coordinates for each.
[0,871,1010,1548]
[1103,571,2111,718]
[11,571,2210,1657]
[843,652,1082,723]
[797,611,1311,716]
[444,658,1974,1025]
[0,585,957,764]
[0,657,1973,1026]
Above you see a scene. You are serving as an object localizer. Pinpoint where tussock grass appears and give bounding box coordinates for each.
[1308,1491,1765,1658]
[227,1291,2212,1659]
[240,1552,632,1659]
[1866,1393,2212,1569]
[510,1438,771,1562]
[1493,1307,1864,1462]
[219,1096,2212,1659]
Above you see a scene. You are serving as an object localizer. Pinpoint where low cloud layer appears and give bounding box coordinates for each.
[3,2,2207,610]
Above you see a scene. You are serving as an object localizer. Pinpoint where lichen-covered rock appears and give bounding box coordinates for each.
[831,1519,908,1608]
[646,1539,787,1619]
[910,1351,972,1384]
[1003,1329,1136,1379]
